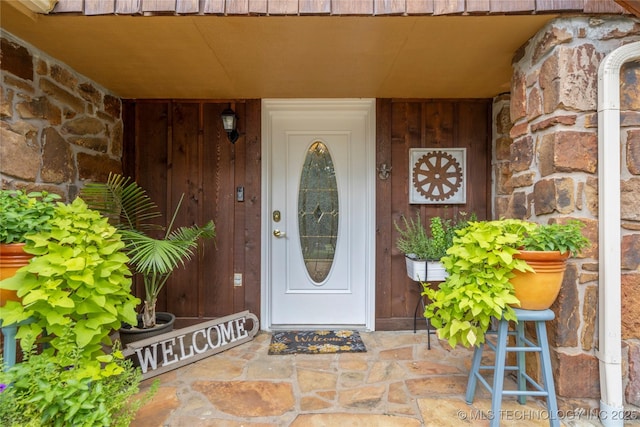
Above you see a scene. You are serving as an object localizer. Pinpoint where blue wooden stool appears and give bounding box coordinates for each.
[465,308,559,427]
[1,318,34,369]
[1,322,20,369]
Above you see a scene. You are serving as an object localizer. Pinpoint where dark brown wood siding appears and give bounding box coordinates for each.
[123,100,262,326]
[375,99,492,330]
[123,98,491,330]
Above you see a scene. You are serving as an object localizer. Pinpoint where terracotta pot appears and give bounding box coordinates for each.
[509,250,569,310]
[0,243,34,306]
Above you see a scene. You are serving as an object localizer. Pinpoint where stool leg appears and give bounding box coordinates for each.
[536,320,559,427]
[465,343,484,404]
[2,325,19,369]
[516,320,527,405]
[490,319,509,427]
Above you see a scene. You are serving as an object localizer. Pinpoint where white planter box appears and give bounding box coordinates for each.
[405,257,448,282]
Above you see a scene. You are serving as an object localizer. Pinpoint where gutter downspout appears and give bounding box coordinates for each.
[597,40,640,427]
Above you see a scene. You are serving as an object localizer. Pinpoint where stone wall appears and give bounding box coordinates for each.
[621,56,640,409]
[496,15,640,410]
[0,31,123,201]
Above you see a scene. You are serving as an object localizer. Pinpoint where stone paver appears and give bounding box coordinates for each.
[132,330,607,426]
[193,381,295,417]
[289,413,422,426]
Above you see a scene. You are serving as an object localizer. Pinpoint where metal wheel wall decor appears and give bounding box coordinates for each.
[409,148,466,204]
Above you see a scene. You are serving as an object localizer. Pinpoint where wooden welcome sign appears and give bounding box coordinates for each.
[122,310,259,379]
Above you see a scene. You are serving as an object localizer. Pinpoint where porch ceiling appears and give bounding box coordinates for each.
[1,3,556,99]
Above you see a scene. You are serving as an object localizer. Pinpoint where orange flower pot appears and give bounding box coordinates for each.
[509,250,569,310]
[0,243,33,306]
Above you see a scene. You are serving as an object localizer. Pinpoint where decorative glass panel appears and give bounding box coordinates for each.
[298,141,339,284]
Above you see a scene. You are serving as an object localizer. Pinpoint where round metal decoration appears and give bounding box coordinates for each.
[409,148,466,204]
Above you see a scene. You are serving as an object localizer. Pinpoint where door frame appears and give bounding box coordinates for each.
[260,98,377,331]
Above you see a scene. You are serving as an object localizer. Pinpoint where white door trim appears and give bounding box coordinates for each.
[260,98,376,331]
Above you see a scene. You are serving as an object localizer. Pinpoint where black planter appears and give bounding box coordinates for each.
[118,312,176,346]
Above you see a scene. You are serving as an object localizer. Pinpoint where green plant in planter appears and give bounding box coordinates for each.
[80,173,216,329]
[0,198,140,369]
[522,220,590,256]
[422,218,590,348]
[395,214,431,259]
[395,211,475,260]
[0,338,157,427]
[0,190,60,243]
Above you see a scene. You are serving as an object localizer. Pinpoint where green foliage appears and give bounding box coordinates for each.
[522,220,590,256]
[423,219,529,348]
[0,198,139,369]
[80,173,216,328]
[0,341,157,427]
[0,190,60,243]
[394,211,475,260]
[428,217,448,260]
[395,214,431,259]
[423,218,590,348]
[79,173,161,233]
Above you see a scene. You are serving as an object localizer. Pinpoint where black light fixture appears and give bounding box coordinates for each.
[221,107,239,144]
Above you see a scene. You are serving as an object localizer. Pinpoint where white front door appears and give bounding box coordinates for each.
[261,99,376,330]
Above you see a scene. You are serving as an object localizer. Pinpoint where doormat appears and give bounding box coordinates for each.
[268,330,367,355]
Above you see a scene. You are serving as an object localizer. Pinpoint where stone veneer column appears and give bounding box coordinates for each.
[620,56,640,411]
[0,31,123,201]
[497,16,640,411]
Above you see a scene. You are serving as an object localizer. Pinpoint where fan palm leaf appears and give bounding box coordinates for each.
[120,222,215,277]
[80,173,161,231]
[80,173,216,328]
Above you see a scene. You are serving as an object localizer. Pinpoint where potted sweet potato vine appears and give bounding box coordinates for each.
[422,218,589,348]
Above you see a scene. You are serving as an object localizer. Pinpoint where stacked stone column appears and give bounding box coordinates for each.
[0,31,123,201]
[495,16,640,410]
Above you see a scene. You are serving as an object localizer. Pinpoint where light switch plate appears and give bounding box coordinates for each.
[233,273,242,287]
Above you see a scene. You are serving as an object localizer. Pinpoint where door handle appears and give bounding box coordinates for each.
[273,229,286,238]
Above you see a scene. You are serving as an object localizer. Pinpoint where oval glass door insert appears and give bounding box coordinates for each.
[298,141,339,284]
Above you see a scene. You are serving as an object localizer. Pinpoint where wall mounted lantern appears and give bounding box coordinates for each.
[221,108,239,143]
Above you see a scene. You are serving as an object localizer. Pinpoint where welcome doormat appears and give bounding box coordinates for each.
[268,330,367,355]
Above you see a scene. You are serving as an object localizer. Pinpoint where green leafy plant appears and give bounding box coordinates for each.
[0,340,157,427]
[0,198,139,368]
[395,211,475,260]
[395,214,430,259]
[522,220,590,255]
[422,218,590,348]
[0,190,60,243]
[80,173,216,329]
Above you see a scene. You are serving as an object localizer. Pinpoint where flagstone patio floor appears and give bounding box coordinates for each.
[132,330,607,427]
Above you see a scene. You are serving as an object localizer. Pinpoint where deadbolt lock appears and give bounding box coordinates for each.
[273,210,281,222]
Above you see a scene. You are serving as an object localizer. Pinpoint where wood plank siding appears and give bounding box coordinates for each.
[123,100,262,325]
[123,99,491,329]
[375,99,491,330]
[54,0,627,15]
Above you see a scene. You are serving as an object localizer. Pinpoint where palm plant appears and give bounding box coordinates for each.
[80,173,215,329]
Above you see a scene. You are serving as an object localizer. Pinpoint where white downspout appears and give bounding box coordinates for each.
[597,40,640,427]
